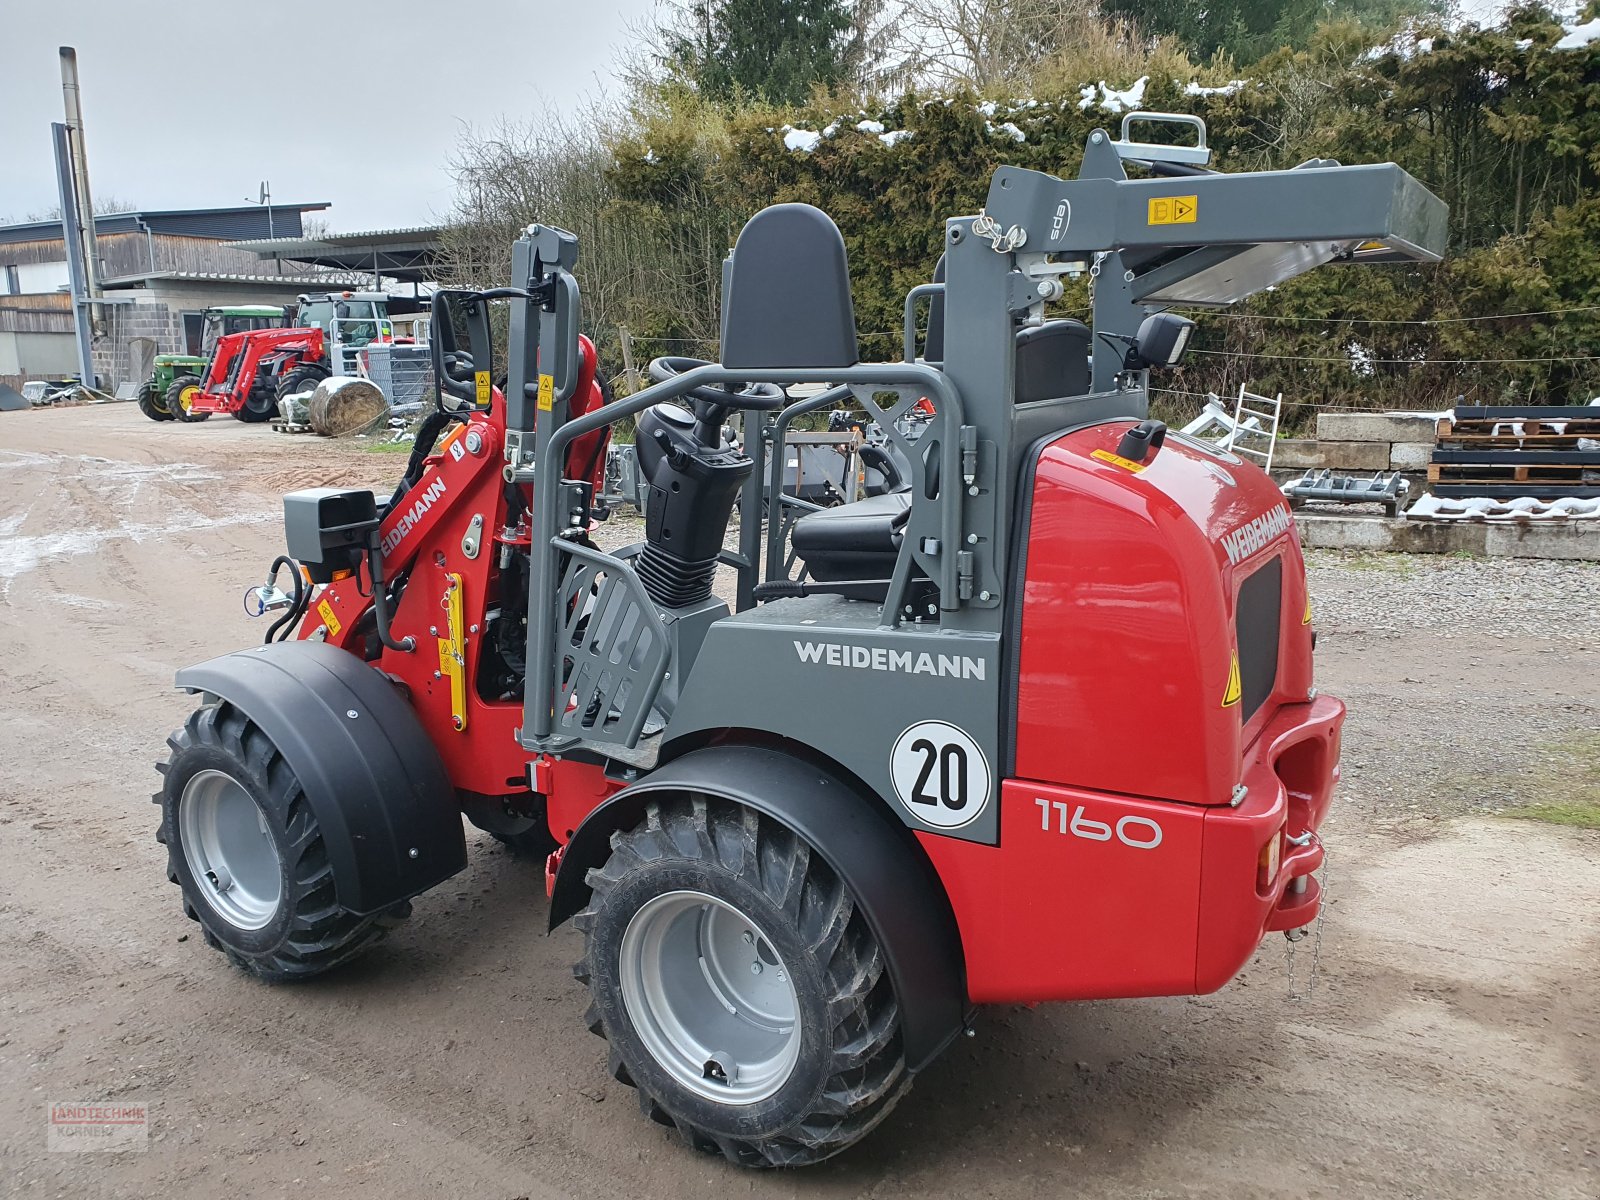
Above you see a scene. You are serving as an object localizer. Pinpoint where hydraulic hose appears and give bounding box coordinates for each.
[263,555,308,644]
[366,541,415,653]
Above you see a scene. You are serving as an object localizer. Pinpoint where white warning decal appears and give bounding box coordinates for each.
[890,721,992,830]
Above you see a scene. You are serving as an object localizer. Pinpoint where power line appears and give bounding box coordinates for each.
[1186,348,1600,365]
[1179,304,1600,326]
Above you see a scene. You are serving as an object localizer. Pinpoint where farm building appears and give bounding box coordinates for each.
[0,202,329,392]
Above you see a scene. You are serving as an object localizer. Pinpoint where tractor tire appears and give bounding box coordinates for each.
[275,365,328,405]
[138,385,173,422]
[235,381,279,423]
[166,375,209,423]
[574,795,908,1168]
[155,700,409,981]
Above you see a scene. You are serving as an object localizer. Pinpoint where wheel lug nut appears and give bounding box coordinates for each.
[742,931,754,944]
[750,961,763,975]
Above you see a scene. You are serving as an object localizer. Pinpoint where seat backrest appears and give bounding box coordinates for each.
[721,203,858,370]
[1014,319,1092,403]
[923,256,1091,401]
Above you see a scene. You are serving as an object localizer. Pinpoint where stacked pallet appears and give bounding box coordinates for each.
[1429,406,1600,499]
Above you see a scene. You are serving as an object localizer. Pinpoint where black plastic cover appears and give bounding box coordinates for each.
[721,204,859,370]
[175,640,467,915]
[1014,320,1092,403]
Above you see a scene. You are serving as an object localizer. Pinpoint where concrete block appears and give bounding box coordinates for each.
[1484,522,1600,562]
[1389,442,1433,469]
[1295,514,1488,555]
[1315,412,1439,444]
[1274,440,1393,472]
[1294,512,1600,560]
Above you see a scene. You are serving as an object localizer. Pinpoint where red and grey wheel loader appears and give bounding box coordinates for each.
[174,291,394,423]
[156,116,1447,1165]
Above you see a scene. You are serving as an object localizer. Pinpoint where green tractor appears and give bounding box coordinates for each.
[139,306,289,421]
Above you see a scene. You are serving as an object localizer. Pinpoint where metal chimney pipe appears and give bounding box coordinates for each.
[59,47,101,311]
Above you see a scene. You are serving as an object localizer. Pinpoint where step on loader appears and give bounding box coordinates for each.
[155,115,1447,1165]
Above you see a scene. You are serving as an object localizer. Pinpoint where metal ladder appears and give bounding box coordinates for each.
[1223,383,1282,471]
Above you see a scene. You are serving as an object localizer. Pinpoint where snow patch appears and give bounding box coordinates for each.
[1078,77,1147,114]
[1183,79,1247,97]
[781,126,822,152]
[856,119,885,134]
[878,129,914,148]
[1555,18,1600,51]
[0,511,271,583]
[988,121,1026,143]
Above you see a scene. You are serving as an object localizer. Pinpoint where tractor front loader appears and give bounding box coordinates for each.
[175,292,393,423]
[140,306,287,421]
[156,116,1447,1166]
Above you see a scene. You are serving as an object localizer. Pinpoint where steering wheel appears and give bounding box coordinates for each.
[647,356,786,411]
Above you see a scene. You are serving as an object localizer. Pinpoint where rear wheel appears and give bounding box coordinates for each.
[138,384,173,421]
[156,701,407,980]
[574,796,908,1167]
[236,379,279,423]
[166,374,209,423]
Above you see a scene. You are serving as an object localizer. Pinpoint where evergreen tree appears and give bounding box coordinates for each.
[1099,0,1437,64]
[664,0,859,104]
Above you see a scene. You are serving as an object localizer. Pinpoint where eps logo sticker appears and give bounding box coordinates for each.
[890,720,991,829]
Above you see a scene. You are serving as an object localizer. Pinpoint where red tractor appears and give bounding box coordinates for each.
[171,291,393,422]
[156,119,1447,1165]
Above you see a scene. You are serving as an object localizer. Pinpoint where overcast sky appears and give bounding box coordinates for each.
[1,0,658,232]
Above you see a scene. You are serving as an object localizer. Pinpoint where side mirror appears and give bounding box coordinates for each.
[1127,313,1196,370]
[429,291,493,412]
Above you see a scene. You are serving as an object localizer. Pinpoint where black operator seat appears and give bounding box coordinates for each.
[789,265,1094,597]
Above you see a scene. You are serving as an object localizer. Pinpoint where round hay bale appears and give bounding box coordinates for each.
[308,376,389,437]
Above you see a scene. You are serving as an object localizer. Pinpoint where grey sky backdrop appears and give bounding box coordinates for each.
[1,0,657,232]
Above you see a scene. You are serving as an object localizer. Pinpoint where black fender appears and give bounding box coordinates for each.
[549,743,969,1072]
[174,640,466,916]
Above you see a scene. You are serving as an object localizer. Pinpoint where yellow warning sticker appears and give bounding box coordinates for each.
[474,370,491,406]
[316,598,342,638]
[1148,195,1198,226]
[1221,651,1242,708]
[1091,447,1148,473]
[537,373,555,412]
[1303,595,1313,625]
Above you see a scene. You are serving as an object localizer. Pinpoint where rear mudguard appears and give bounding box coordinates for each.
[548,744,969,1071]
[174,640,466,916]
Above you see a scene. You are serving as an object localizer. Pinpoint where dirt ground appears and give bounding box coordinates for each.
[2,402,1596,1200]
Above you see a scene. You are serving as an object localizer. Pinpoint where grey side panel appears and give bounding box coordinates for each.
[664,596,1002,845]
[548,744,968,1072]
[175,641,467,915]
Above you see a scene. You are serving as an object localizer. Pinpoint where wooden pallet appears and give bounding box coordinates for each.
[1434,483,1600,499]
[1429,462,1600,483]
[271,419,315,435]
[1437,408,1600,444]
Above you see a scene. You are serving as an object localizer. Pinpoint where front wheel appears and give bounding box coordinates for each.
[235,381,279,423]
[166,374,209,422]
[573,796,908,1167]
[156,701,407,980]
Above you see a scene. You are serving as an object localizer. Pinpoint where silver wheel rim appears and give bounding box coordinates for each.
[178,768,283,931]
[619,890,801,1104]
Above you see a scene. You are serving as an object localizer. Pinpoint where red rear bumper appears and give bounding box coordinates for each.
[1195,693,1343,992]
[919,694,1344,1005]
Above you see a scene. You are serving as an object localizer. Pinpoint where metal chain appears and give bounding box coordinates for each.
[1285,855,1329,1002]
